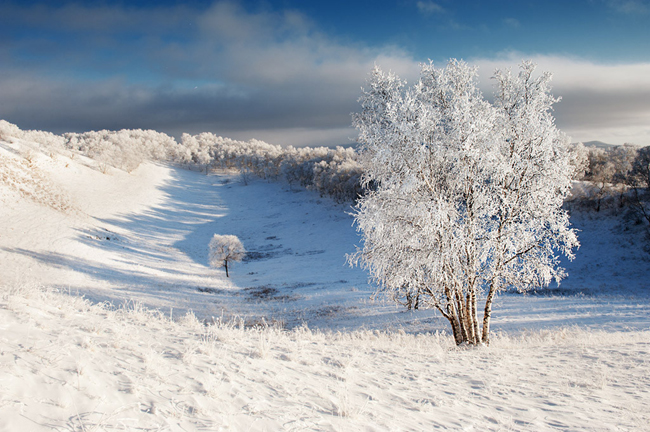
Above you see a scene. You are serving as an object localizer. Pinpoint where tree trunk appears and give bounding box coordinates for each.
[224,260,229,278]
[406,290,413,310]
[481,282,498,345]
[470,288,480,344]
[464,293,476,343]
[444,286,464,345]
[456,293,470,343]
[448,312,463,345]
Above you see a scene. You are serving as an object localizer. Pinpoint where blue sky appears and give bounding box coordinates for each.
[1,0,649,146]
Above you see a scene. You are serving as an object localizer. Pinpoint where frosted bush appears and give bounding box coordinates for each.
[64,129,180,173]
[22,129,66,152]
[0,120,22,140]
[0,152,73,212]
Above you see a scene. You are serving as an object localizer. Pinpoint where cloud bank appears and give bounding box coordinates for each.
[0,2,648,146]
[0,1,418,146]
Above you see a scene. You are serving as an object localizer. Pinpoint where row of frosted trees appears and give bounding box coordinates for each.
[179,132,363,202]
[572,143,650,212]
[0,120,363,203]
[1,119,647,208]
[0,121,181,174]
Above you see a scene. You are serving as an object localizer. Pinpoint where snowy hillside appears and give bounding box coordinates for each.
[1,136,649,431]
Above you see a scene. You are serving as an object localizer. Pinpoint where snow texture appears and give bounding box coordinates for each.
[1,133,649,431]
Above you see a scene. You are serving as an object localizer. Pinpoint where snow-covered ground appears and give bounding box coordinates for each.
[1,137,649,431]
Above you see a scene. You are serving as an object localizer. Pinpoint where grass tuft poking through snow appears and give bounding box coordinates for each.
[1,283,649,431]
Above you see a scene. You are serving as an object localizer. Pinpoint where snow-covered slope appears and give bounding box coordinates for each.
[1,136,649,431]
[2,284,648,432]
[1,138,172,297]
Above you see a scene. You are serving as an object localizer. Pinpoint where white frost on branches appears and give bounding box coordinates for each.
[349,59,579,345]
[208,234,246,278]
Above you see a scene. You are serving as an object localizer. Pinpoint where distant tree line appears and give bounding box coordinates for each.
[179,132,363,202]
[1,120,648,218]
[568,142,650,222]
[0,120,363,203]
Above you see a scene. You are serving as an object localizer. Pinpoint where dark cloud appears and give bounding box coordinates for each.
[0,2,196,34]
[0,77,345,130]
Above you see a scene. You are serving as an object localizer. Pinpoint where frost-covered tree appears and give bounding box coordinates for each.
[63,128,180,173]
[568,142,589,181]
[582,145,638,211]
[349,60,579,345]
[0,120,22,140]
[208,234,246,278]
[630,146,650,189]
[627,146,650,228]
[584,148,616,211]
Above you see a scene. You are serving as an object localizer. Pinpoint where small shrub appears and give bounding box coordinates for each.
[208,234,246,277]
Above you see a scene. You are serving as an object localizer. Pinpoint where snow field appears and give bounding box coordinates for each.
[1,283,649,431]
[1,134,650,431]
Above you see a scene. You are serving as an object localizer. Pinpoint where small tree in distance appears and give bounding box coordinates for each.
[349,60,579,345]
[209,234,246,278]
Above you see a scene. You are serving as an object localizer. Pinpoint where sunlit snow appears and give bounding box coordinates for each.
[1,134,648,431]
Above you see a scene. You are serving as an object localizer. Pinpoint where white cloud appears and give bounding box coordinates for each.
[472,53,650,92]
[503,18,520,28]
[416,1,445,15]
[605,0,649,14]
